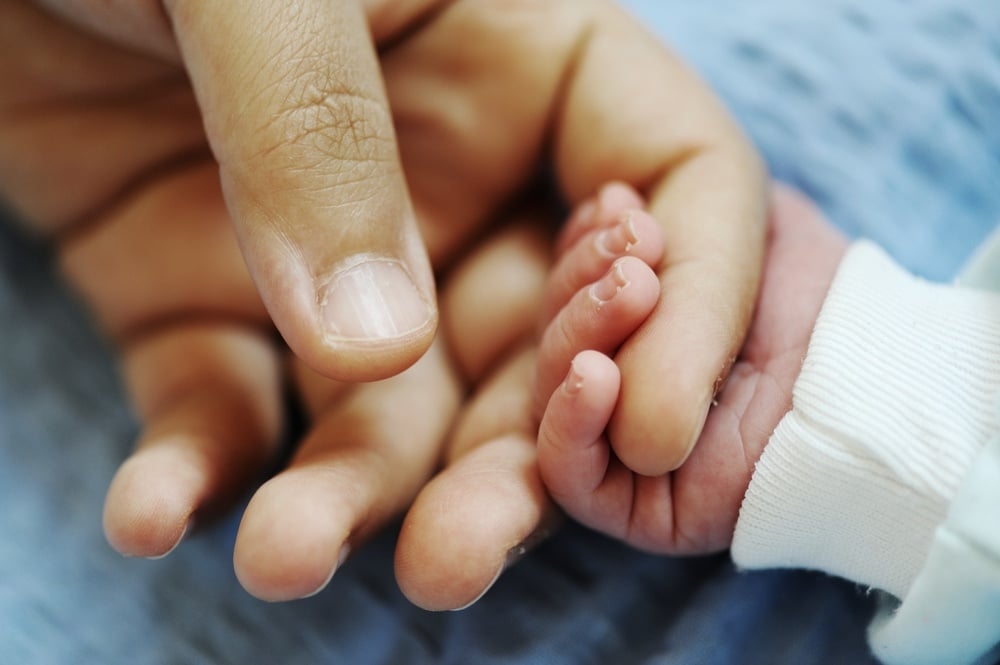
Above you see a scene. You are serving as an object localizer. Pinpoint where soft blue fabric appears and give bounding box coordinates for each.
[2,2,999,663]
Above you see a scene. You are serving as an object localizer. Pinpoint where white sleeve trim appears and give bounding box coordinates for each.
[870,434,1000,665]
[732,240,1000,600]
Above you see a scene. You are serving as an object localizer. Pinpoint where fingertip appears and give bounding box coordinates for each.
[551,350,620,418]
[257,245,439,383]
[597,181,645,216]
[610,372,712,476]
[394,480,508,612]
[233,473,351,602]
[295,309,439,383]
[395,437,548,611]
[535,256,660,417]
[556,181,645,255]
[103,446,199,558]
[537,350,619,500]
[606,246,746,476]
[543,208,665,324]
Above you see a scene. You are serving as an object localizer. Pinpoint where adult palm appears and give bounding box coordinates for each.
[0,0,765,607]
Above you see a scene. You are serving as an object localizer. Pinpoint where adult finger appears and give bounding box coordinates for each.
[164,0,437,381]
[552,3,768,475]
[105,324,282,557]
[441,217,551,382]
[396,207,555,611]
[233,340,461,601]
[58,162,267,337]
[395,348,556,611]
[53,161,285,557]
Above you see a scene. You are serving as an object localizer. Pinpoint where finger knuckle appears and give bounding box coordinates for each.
[277,82,391,160]
[249,62,397,191]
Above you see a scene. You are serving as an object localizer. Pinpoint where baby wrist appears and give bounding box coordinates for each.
[732,240,1000,599]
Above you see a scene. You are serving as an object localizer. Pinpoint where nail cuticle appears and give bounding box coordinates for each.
[595,213,640,258]
[590,260,631,306]
[564,360,585,395]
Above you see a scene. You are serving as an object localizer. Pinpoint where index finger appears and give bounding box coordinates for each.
[551,2,768,475]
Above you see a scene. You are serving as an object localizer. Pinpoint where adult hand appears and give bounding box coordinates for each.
[1,0,769,605]
[4,0,436,381]
[240,209,553,602]
[2,0,767,461]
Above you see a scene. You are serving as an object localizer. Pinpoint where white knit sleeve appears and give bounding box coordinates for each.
[731,240,1000,600]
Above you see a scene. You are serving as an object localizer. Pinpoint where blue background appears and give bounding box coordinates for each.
[2,1,999,663]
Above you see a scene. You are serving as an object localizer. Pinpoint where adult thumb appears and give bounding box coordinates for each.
[164,0,436,381]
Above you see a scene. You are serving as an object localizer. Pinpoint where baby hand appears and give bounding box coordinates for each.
[534,183,848,553]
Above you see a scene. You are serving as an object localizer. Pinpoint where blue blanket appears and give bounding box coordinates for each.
[2,2,999,663]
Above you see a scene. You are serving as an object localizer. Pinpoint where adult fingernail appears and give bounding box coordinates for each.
[590,259,630,306]
[319,258,433,342]
[449,527,554,611]
[448,540,534,612]
[300,542,352,599]
[502,526,551,571]
[145,518,194,560]
[595,212,640,258]
[450,560,505,612]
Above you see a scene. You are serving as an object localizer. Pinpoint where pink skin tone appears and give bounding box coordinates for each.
[534,183,848,553]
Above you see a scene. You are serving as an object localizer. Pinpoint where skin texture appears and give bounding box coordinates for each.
[535,184,849,554]
[2,0,766,607]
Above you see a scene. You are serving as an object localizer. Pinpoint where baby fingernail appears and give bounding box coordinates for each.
[595,213,640,258]
[319,258,433,342]
[590,259,630,305]
[564,359,585,395]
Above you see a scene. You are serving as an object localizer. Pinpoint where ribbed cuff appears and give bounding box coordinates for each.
[732,241,1000,600]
